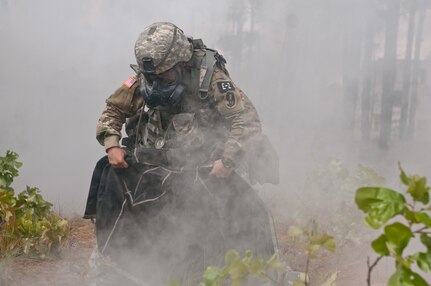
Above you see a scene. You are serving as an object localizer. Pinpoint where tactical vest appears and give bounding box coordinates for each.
[126,40,229,168]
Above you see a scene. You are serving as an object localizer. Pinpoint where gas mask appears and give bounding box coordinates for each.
[138,57,186,108]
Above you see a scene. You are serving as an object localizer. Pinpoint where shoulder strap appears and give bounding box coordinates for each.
[199,50,217,100]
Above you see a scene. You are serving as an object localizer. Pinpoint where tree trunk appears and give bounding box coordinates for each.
[360,3,376,141]
[399,0,417,139]
[407,0,427,138]
[341,0,363,131]
[378,0,401,149]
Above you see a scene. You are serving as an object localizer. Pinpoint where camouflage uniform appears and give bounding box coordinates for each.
[96,23,261,169]
[89,24,279,285]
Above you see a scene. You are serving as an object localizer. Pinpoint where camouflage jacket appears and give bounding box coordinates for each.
[96,55,261,168]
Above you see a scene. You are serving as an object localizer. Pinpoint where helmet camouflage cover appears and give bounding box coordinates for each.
[134,22,193,74]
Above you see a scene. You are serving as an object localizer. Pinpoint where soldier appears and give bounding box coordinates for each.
[96,22,263,178]
[88,22,279,285]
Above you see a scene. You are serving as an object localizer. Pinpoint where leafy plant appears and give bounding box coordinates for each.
[355,163,431,286]
[195,250,284,286]
[0,150,69,259]
[0,150,22,188]
[288,221,336,286]
[280,159,381,285]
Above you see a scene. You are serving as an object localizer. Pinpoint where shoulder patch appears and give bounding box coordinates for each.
[225,92,237,109]
[123,76,137,89]
[217,81,235,93]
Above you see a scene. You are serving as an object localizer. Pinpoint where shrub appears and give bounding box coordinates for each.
[355,163,431,286]
[0,150,69,258]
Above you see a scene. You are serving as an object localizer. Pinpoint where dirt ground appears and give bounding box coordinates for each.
[0,217,388,286]
[0,218,96,286]
[273,213,390,286]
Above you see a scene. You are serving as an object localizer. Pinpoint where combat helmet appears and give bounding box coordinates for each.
[134,22,193,75]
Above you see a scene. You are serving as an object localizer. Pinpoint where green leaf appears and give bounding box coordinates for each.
[322,237,336,252]
[420,233,431,251]
[308,232,336,252]
[355,187,406,212]
[203,266,224,286]
[414,212,431,227]
[242,250,253,263]
[304,244,320,256]
[225,250,240,265]
[407,175,430,204]
[398,163,410,186]
[266,255,284,271]
[228,260,248,280]
[249,256,264,275]
[287,226,303,237]
[403,209,417,224]
[0,150,23,187]
[355,187,406,229]
[412,252,431,272]
[388,267,429,286]
[371,235,389,256]
[388,269,404,286]
[309,234,334,245]
[400,267,428,286]
[384,223,413,256]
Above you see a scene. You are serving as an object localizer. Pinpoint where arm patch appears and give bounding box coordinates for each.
[225,92,237,109]
[123,76,137,88]
[217,81,235,93]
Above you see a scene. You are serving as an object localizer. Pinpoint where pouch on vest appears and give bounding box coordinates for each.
[165,113,213,168]
[123,109,149,149]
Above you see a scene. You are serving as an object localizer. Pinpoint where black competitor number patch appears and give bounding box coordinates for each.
[217,81,235,93]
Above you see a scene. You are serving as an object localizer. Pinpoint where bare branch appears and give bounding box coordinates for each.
[367,256,383,286]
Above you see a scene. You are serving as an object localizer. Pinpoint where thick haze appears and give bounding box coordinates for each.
[1,0,430,218]
[1,0,431,284]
